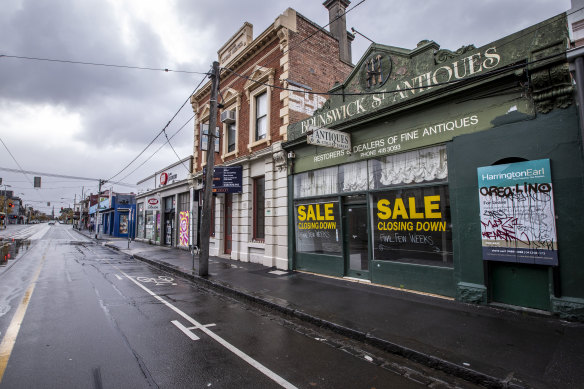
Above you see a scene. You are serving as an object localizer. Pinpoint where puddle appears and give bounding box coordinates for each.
[0,238,31,266]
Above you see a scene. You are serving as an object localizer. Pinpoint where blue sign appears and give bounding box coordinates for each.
[477,159,558,265]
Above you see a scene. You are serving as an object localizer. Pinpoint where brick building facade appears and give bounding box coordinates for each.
[189,3,353,269]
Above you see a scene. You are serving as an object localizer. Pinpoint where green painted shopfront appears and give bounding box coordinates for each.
[283,13,584,319]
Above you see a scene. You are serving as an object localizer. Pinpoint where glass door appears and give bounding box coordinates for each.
[343,201,370,279]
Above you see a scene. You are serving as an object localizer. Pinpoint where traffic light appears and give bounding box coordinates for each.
[8,202,13,208]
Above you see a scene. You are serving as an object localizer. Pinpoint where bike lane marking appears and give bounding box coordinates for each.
[0,248,46,383]
[116,267,298,389]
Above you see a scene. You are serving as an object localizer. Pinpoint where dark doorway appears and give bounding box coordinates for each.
[224,194,233,255]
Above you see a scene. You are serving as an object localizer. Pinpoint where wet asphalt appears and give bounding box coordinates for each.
[0,223,471,389]
[94,228,584,389]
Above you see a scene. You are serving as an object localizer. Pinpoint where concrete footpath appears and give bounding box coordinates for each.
[78,230,583,389]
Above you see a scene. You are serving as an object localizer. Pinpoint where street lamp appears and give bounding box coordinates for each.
[2,184,12,229]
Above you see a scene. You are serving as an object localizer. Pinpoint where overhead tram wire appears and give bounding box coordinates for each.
[0,54,208,75]
[0,166,121,185]
[105,72,209,184]
[163,129,191,173]
[222,2,576,100]
[117,114,195,184]
[253,0,367,71]
[223,50,567,98]
[0,137,47,205]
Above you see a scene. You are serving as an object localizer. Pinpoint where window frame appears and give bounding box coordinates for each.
[244,66,274,152]
[252,176,265,242]
[254,91,267,141]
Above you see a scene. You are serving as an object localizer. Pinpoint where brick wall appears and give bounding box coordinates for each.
[287,16,354,126]
[191,12,353,172]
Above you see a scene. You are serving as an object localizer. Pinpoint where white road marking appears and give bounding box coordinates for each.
[115,275,123,280]
[171,320,200,340]
[118,269,297,389]
[0,250,46,382]
[171,320,217,341]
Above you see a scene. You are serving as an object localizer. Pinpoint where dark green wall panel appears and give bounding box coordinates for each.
[449,106,584,300]
[371,261,455,297]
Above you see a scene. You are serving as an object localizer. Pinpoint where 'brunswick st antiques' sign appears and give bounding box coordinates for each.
[287,15,565,167]
[306,126,351,151]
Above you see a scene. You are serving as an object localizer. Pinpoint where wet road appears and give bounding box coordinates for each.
[0,224,457,388]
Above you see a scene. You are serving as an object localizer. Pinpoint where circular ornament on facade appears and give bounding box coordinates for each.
[360,53,392,90]
[160,172,169,186]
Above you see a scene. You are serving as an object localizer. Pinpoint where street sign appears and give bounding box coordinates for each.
[203,166,243,193]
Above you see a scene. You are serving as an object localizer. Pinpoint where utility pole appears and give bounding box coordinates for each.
[199,61,220,277]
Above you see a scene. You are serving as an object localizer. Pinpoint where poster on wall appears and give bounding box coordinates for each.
[179,211,189,247]
[119,214,128,234]
[371,186,453,266]
[477,159,558,265]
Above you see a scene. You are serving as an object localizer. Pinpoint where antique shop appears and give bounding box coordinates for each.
[284,14,584,318]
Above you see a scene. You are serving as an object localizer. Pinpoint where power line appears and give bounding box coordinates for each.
[0,54,208,75]
[0,166,134,187]
[163,129,191,173]
[118,114,194,183]
[105,73,207,183]
[261,0,367,70]
[220,2,571,100]
[222,50,565,98]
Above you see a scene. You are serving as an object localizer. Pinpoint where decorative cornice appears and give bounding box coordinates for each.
[531,63,573,114]
[434,45,476,65]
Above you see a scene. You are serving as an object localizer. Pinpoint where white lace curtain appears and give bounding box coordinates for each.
[370,145,448,188]
[294,166,338,198]
[295,146,448,197]
[340,161,368,192]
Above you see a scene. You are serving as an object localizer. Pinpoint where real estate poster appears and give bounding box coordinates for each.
[477,159,558,265]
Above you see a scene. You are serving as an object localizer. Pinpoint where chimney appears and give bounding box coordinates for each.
[323,0,352,64]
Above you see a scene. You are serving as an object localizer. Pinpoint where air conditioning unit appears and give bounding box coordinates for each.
[220,110,236,123]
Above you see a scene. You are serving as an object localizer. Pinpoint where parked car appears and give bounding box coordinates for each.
[48,221,55,225]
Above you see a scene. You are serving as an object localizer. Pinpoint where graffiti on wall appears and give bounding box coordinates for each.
[179,211,189,247]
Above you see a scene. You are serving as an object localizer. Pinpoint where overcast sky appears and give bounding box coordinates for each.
[0,0,571,214]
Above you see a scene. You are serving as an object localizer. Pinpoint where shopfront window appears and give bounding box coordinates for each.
[368,145,448,189]
[371,185,453,267]
[294,166,338,198]
[339,161,368,193]
[294,199,341,255]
